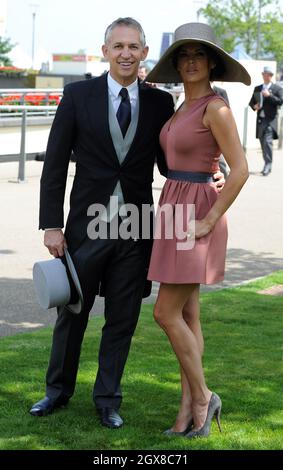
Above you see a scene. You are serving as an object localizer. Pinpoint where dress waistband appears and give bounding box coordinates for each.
[167,170,214,183]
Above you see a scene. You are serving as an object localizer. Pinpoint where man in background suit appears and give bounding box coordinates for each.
[212,84,229,104]
[249,66,283,176]
[138,65,148,81]
[213,85,230,178]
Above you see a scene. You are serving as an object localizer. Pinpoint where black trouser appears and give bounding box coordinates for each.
[259,124,273,166]
[45,227,147,410]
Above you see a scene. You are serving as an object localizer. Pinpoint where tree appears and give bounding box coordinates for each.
[261,15,283,64]
[0,37,14,66]
[200,0,283,65]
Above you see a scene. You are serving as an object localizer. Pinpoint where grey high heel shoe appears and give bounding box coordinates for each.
[163,418,194,436]
[185,392,222,439]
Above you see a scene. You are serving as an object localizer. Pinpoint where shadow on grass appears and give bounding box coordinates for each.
[0,278,56,336]
[1,246,283,333]
[203,248,283,291]
[0,278,102,337]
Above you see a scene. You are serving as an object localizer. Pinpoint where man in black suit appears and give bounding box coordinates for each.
[30,17,223,428]
[29,17,174,428]
[249,66,283,176]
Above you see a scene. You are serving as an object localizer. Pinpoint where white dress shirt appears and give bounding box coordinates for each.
[107,73,139,115]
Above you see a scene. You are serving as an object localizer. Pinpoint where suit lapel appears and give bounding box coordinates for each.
[86,77,153,167]
[86,74,119,166]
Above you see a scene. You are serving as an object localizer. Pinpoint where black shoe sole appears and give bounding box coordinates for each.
[101,421,123,429]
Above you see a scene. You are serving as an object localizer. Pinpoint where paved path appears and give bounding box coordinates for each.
[0,146,282,336]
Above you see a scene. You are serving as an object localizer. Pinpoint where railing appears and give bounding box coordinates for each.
[1,87,282,183]
[0,105,57,182]
[0,87,181,183]
[0,88,63,118]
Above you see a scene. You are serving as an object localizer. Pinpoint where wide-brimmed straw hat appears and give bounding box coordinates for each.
[33,248,83,314]
[147,22,251,85]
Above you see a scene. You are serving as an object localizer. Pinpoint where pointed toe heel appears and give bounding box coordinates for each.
[185,392,222,439]
[163,418,193,436]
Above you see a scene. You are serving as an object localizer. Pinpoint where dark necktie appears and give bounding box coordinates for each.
[116,87,131,137]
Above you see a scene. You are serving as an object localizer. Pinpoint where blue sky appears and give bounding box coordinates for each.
[4,0,283,69]
[5,0,204,67]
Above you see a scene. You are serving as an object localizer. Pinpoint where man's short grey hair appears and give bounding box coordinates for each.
[104,17,146,47]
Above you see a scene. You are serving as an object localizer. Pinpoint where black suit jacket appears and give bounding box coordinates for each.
[39,74,174,293]
[249,83,283,139]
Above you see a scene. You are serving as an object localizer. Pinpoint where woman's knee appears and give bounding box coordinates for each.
[153,303,163,324]
[154,304,169,328]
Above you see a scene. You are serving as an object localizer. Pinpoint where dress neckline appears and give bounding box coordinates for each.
[167,93,216,131]
[179,92,216,109]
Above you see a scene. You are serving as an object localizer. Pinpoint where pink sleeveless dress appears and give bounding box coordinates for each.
[148,94,228,284]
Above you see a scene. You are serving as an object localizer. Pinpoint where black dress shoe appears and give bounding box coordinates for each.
[97,407,123,428]
[29,396,69,417]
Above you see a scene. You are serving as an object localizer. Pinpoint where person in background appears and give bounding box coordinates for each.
[249,66,283,176]
[138,64,157,88]
[138,65,148,81]
[212,84,230,178]
[146,22,250,439]
[212,84,229,103]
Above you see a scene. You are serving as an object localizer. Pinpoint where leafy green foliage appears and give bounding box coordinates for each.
[0,36,14,66]
[200,0,283,65]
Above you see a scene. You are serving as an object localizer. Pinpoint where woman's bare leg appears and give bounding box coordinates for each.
[154,283,211,430]
[171,285,204,431]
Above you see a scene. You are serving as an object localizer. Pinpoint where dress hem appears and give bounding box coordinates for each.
[147,275,225,285]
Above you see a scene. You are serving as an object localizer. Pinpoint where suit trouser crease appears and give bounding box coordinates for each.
[259,125,273,165]
[93,236,145,409]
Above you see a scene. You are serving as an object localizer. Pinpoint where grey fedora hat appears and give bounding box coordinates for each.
[33,248,83,314]
[147,22,251,85]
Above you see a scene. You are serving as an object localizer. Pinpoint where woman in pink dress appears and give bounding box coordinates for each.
[146,23,250,438]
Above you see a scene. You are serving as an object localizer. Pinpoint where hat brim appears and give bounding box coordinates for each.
[64,248,84,314]
[146,38,251,86]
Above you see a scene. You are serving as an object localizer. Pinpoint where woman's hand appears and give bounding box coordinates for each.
[213,170,225,192]
[188,219,213,240]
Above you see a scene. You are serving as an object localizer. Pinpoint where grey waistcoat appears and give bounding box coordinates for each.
[101,96,139,221]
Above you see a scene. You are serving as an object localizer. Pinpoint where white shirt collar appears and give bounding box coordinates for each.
[107,73,138,100]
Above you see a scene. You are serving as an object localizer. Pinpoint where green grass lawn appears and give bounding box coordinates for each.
[0,271,282,451]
